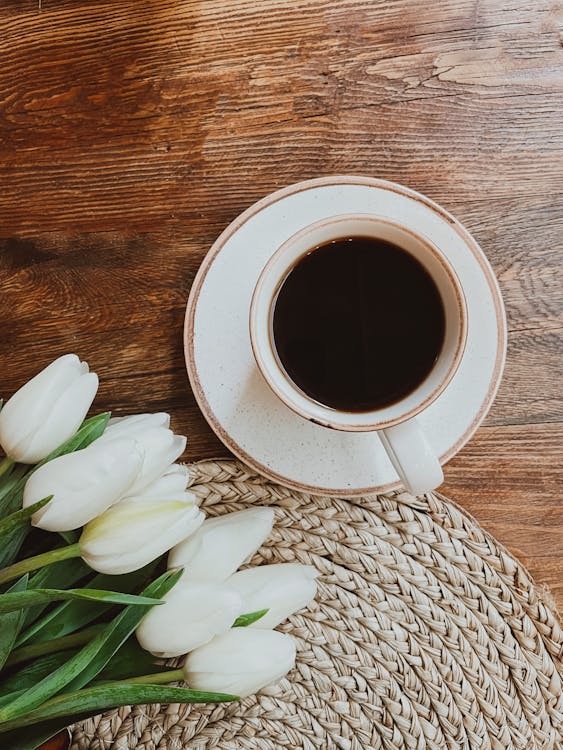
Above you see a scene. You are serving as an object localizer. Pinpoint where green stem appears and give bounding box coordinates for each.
[5,625,102,668]
[116,669,184,686]
[0,543,81,587]
[0,457,15,481]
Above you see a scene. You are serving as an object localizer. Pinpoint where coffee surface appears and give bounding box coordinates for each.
[272,236,446,412]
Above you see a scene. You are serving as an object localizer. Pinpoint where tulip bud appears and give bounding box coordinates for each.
[22,437,143,532]
[131,463,189,500]
[0,354,98,464]
[98,413,186,495]
[226,563,318,629]
[80,492,204,575]
[168,507,274,582]
[136,580,242,658]
[183,628,296,698]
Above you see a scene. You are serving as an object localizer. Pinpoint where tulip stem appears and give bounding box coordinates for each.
[6,625,102,667]
[0,542,81,586]
[116,669,185,686]
[0,456,15,480]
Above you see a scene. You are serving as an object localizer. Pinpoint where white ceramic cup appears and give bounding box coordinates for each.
[250,214,468,495]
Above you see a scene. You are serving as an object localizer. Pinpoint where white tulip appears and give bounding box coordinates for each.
[130,463,189,500]
[168,507,275,582]
[0,354,98,464]
[98,413,186,495]
[183,628,296,698]
[226,563,318,629]
[80,491,204,575]
[22,437,143,532]
[136,580,242,658]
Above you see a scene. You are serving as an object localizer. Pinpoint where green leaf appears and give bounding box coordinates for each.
[0,569,180,722]
[0,456,14,482]
[96,638,165,682]
[0,576,28,671]
[0,651,76,694]
[0,503,35,570]
[17,561,158,645]
[7,625,103,669]
[21,558,90,630]
[0,683,237,733]
[0,479,26,522]
[33,412,111,470]
[0,688,26,708]
[232,609,269,627]
[0,497,52,540]
[0,588,162,615]
[28,558,90,592]
[0,528,28,572]
[0,464,28,505]
[65,568,183,693]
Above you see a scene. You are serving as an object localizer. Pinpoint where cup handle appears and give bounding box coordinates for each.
[379,418,444,495]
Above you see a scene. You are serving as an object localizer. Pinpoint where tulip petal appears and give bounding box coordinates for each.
[99,415,186,496]
[183,629,296,698]
[168,507,274,582]
[136,581,243,658]
[1,356,83,431]
[0,355,98,464]
[105,413,170,434]
[81,499,204,575]
[131,464,189,501]
[226,563,318,629]
[23,438,143,531]
[128,490,198,507]
[21,373,99,464]
[126,433,186,495]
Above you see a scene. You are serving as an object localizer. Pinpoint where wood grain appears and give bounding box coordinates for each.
[0,0,562,607]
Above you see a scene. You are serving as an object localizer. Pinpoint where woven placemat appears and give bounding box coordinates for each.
[71,459,562,750]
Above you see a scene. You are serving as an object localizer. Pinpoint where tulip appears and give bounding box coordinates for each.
[183,628,296,698]
[22,437,143,532]
[80,490,204,575]
[0,354,98,464]
[98,413,186,496]
[131,463,190,500]
[226,563,318,629]
[136,580,242,657]
[168,507,275,582]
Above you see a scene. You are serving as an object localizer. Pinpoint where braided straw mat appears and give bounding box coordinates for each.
[71,459,562,750]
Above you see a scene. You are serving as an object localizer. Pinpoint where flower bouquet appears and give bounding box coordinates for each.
[0,355,317,750]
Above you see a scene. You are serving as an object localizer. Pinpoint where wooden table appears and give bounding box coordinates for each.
[1,1,561,608]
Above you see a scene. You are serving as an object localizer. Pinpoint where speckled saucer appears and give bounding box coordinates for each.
[184,177,506,496]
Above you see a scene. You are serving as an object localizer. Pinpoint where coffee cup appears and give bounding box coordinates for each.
[249,214,468,495]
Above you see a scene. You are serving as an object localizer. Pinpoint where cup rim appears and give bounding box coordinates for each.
[250,213,468,431]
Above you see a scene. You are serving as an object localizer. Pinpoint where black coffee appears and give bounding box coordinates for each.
[272,236,445,412]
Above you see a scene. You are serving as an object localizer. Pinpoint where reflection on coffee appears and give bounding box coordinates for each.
[272,236,445,412]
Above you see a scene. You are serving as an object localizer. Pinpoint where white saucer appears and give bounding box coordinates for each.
[184,177,506,496]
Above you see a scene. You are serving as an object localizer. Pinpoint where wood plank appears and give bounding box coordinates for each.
[1,1,562,234]
[448,195,563,334]
[2,95,562,233]
[444,423,563,605]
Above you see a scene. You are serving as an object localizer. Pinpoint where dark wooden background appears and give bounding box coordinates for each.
[1,1,561,607]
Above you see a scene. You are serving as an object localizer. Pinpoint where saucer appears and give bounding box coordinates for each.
[184,177,506,496]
